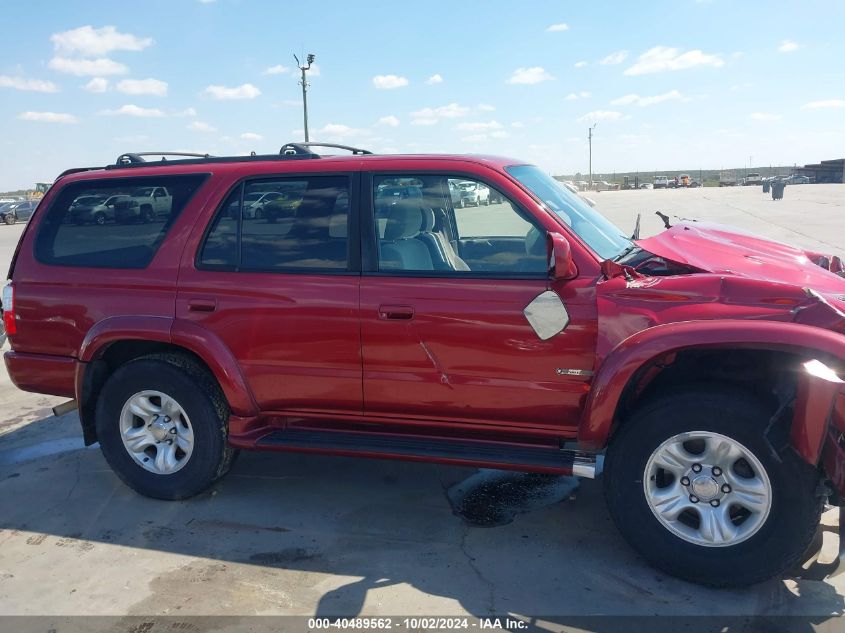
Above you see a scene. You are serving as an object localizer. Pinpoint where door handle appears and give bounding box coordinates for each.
[378,305,414,320]
[187,298,217,313]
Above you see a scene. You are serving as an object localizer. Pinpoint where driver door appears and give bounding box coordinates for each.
[360,173,597,432]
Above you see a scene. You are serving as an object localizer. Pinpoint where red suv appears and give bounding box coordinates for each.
[5,143,845,587]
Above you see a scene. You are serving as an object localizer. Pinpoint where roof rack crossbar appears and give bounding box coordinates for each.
[279,142,373,156]
[115,152,213,165]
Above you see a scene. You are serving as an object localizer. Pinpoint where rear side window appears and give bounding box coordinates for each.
[34,175,206,269]
[198,175,350,272]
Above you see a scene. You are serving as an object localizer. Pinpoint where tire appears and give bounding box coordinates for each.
[94,212,107,225]
[603,386,822,587]
[141,205,155,223]
[4,213,16,225]
[95,355,235,500]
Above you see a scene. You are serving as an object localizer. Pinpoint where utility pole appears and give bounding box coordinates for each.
[294,53,316,142]
[588,123,597,190]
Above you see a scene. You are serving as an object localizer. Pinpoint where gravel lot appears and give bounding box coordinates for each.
[1,185,844,625]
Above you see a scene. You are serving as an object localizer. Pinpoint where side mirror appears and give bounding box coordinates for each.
[547,232,578,280]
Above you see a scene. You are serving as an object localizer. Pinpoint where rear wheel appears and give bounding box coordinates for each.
[95,356,235,500]
[94,212,107,225]
[4,213,16,225]
[603,387,822,587]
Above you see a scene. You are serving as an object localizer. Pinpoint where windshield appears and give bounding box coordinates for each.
[505,165,632,260]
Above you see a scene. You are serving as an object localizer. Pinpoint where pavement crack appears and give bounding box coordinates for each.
[459,526,496,615]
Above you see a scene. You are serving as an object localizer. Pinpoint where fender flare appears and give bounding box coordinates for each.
[77,315,258,417]
[578,319,845,460]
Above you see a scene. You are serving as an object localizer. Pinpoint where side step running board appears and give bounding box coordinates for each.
[254,429,603,478]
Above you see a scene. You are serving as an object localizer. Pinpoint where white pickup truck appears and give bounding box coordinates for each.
[115,186,172,223]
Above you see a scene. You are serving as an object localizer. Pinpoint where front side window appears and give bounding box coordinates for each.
[199,175,350,272]
[505,164,631,260]
[373,174,546,275]
[35,175,205,269]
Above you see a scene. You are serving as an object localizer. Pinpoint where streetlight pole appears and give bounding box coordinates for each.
[294,53,315,142]
[588,123,597,190]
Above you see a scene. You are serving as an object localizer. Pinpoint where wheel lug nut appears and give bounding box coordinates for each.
[689,495,699,503]
[681,476,690,486]
[710,499,720,507]
[712,466,722,476]
[163,416,171,422]
[169,427,177,434]
[692,464,702,473]
[721,484,731,493]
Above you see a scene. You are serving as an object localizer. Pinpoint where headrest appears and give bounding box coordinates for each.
[384,200,423,240]
[419,206,435,232]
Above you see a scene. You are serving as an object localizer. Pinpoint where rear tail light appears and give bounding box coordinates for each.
[2,283,15,336]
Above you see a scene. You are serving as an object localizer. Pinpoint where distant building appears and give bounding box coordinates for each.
[794,158,844,184]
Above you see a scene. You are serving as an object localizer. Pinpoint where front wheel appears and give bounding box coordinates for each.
[95,356,235,500]
[603,387,822,587]
[4,213,16,225]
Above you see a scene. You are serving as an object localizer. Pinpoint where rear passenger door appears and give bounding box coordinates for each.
[176,173,363,415]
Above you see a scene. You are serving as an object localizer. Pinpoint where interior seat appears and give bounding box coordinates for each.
[379,200,434,271]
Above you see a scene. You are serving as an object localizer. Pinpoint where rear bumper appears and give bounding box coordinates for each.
[4,350,77,398]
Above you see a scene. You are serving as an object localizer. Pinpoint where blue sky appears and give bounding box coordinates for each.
[1,0,844,190]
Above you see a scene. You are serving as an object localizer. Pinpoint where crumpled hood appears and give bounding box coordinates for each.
[636,222,845,294]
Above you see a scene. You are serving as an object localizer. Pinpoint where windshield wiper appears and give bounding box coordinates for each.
[612,244,640,262]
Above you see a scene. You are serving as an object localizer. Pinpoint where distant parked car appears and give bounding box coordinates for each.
[744,173,762,186]
[653,176,669,189]
[639,183,654,190]
[678,174,691,187]
[69,194,120,225]
[456,181,490,206]
[784,175,810,185]
[1,200,38,225]
[689,180,702,188]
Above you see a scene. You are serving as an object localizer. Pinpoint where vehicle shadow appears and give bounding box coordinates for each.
[1,412,844,625]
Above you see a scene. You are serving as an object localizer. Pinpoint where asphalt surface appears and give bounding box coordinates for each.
[1,185,845,623]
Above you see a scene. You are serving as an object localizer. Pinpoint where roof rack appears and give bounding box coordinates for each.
[279,142,373,156]
[115,152,213,165]
[88,141,374,172]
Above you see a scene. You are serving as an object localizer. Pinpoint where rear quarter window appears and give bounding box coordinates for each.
[34,174,206,269]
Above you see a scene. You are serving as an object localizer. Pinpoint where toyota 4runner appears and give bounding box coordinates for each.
[5,143,845,587]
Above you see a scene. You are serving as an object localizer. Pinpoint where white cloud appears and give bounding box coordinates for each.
[188,121,216,132]
[778,40,800,53]
[316,123,366,138]
[263,64,289,75]
[506,67,554,85]
[240,132,263,141]
[83,77,108,92]
[48,57,128,76]
[801,99,845,110]
[478,103,495,112]
[202,83,261,100]
[117,78,168,96]
[750,112,782,121]
[0,75,59,93]
[18,111,77,124]
[624,46,724,75]
[546,23,569,32]
[511,121,525,128]
[198,0,216,3]
[372,74,409,90]
[600,51,629,65]
[574,61,588,68]
[174,107,197,117]
[425,74,443,85]
[564,91,591,101]
[376,115,400,127]
[410,102,471,125]
[98,104,165,117]
[611,89,682,106]
[455,120,504,132]
[578,110,623,122]
[51,25,153,57]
